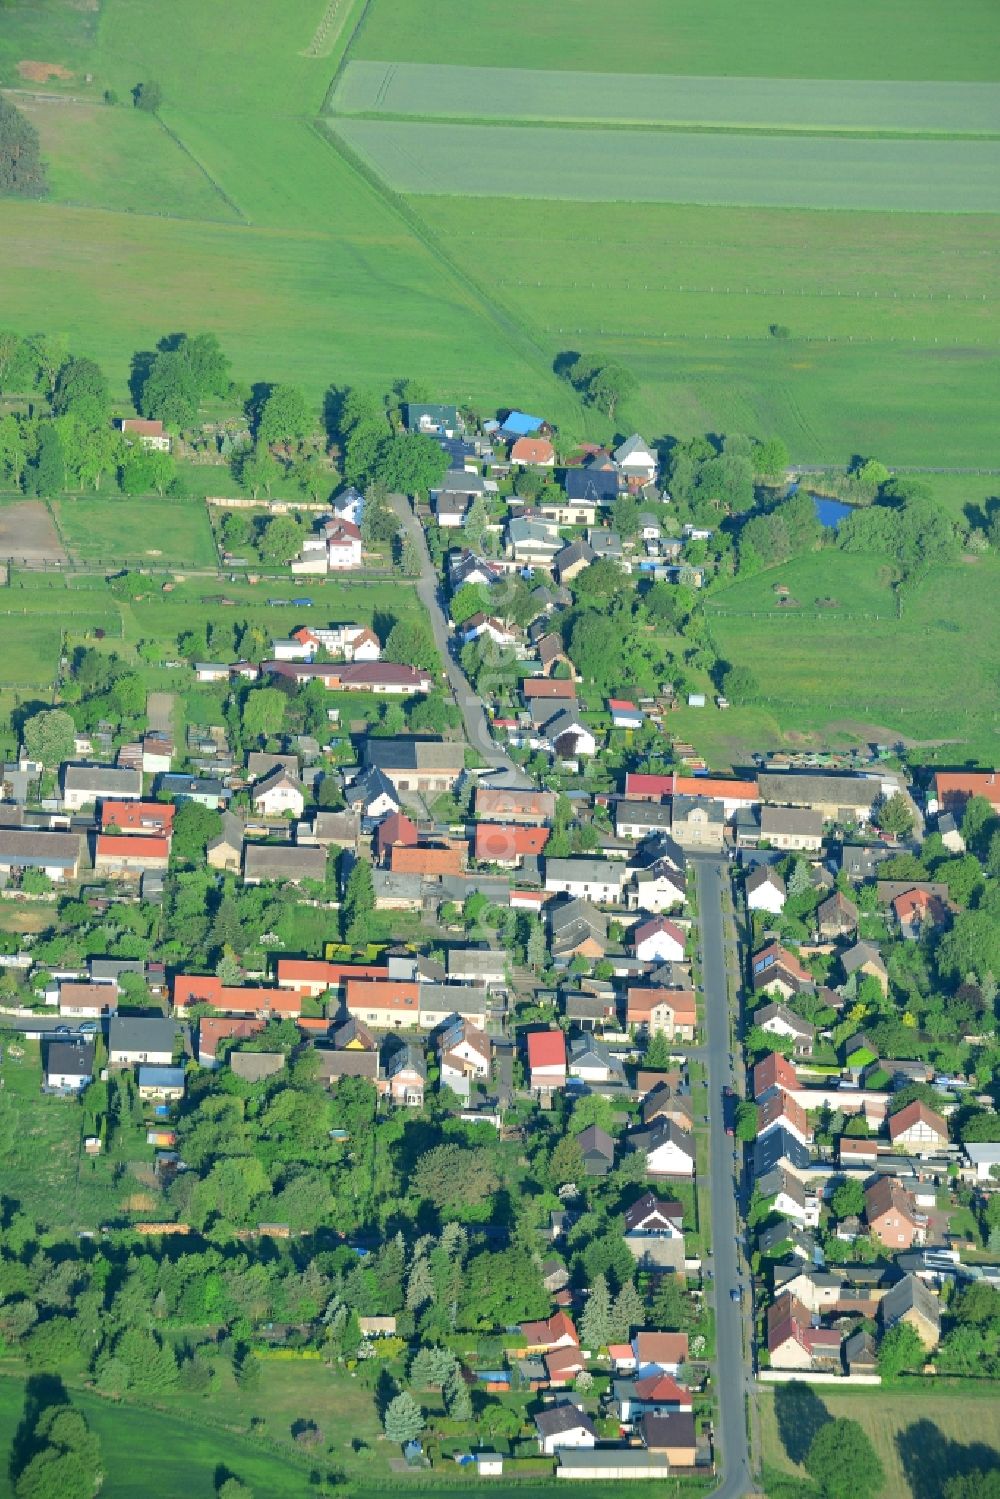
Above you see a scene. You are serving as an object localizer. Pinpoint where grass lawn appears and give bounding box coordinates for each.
[0,1371,329,1499]
[0,1042,123,1232]
[759,1384,1000,1499]
[699,551,1000,763]
[13,97,239,222]
[351,0,999,82]
[52,494,219,568]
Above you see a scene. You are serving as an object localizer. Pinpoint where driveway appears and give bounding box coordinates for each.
[694,854,755,1499]
[388,493,529,783]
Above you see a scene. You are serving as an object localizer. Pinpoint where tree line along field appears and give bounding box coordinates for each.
[331,119,1000,213]
[332,62,1000,134]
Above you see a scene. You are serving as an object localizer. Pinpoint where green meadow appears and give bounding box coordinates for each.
[51,494,219,568]
[700,551,1000,761]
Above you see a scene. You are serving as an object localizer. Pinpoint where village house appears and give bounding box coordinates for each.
[746,865,787,914]
[251,767,305,819]
[539,496,597,528]
[45,1041,94,1092]
[173,976,301,1020]
[564,466,619,504]
[107,1019,176,1067]
[633,1331,689,1378]
[242,843,327,886]
[158,774,227,809]
[758,770,882,824]
[545,857,626,905]
[760,806,824,852]
[631,916,686,964]
[375,811,418,865]
[363,737,464,796]
[344,978,420,1029]
[0,828,81,885]
[616,1375,692,1424]
[61,763,142,811]
[891,886,951,940]
[615,800,674,840]
[577,1123,616,1176]
[527,1028,567,1093]
[438,1017,491,1098]
[626,986,696,1041]
[389,843,464,878]
[932,770,1000,817]
[865,1175,925,1248]
[757,1088,813,1148]
[93,833,170,876]
[475,822,550,867]
[567,1036,626,1087]
[629,1118,695,1178]
[475,785,556,824]
[549,898,608,959]
[767,1292,842,1371]
[120,416,171,451]
[888,1100,949,1155]
[879,1274,940,1350]
[58,982,116,1019]
[613,433,658,485]
[521,1310,579,1355]
[101,799,174,837]
[510,435,555,467]
[670,795,725,850]
[816,889,858,939]
[384,1043,426,1107]
[753,1000,816,1056]
[841,939,890,994]
[640,1413,698,1467]
[642,1081,693,1133]
[752,1050,799,1100]
[629,862,687,915]
[751,943,815,1001]
[623,1192,685,1273]
[207,810,244,873]
[137,1065,186,1103]
[534,1404,596,1457]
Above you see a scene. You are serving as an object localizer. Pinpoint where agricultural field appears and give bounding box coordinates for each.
[332,120,1000,213]
[332,62,1000,134]
[349,0,1000,82]
[0,0,999,459]
[759,1385,1000,1499]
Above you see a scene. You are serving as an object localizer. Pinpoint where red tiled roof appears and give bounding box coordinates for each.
[634,1331,688,1365]
[197,1016,265,1060]
[888,1099,948,1140]
[527,1029,566,1069]
[624,772,757,802]
[475,823,550,860]
[935,771,1000,811]
[276,959,387,989]
[390,843,464,876]
[172,976,301,1015]
[101,800,174,834]
[511,436,554,465]
[522,678,577,700]
[752,1052,798,1099]
[95,834,170,861]
[345,979,419,1014]
[626,987,695,1023]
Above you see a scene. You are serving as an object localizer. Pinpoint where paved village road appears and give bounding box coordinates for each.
[388,493,527,782]
[694,854,754,1499]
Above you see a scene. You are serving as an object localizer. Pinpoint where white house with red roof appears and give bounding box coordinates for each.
[527,1028,567,1092]
[631,916,686,963]
[325,517,363,570]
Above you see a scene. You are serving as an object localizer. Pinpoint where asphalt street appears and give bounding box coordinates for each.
[695,854,754,1499]
[388,493,527,782]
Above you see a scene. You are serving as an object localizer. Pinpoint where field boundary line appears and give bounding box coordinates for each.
[319,0,377,114]
[314,119,587,420]
[154,113,251,225]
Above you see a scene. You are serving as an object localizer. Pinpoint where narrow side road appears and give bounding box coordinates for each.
[388,493,528,781]
[695,854,754,1499]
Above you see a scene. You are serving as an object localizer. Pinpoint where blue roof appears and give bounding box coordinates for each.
[138,1065,186,1089]
[500,411,545,438]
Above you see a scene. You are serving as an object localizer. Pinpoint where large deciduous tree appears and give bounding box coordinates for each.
[0,96,48,198]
